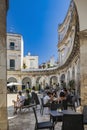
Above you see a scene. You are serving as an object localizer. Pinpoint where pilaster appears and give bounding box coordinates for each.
[79,30,87,105]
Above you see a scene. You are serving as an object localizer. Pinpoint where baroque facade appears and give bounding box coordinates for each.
[7,0,80,93]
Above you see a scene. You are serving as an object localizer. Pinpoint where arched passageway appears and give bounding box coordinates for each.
[36,77,41,85]
[7,77,17,83]
[7,77,18,92]
[22,77,31,89]
[60,74,65,83]
[60,74,66,88]
[50,76,58,86]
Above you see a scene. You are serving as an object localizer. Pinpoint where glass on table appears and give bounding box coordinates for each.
[57,108,62,112]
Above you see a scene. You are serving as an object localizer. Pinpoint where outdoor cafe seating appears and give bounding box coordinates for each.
[62,113,84,130]
[49,109,84,130]
[33,107,54,130]
[40,97,51,115]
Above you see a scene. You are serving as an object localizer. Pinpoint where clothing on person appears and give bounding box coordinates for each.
[16,94,25,106]
[44,95,50,104]
[59,91,68,110]
[24,89,31,106]
[43,91,53,105]
[12,91,25,114]
[31,91,40,105]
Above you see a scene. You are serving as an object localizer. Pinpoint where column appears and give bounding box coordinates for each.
[32,76,36,87]
[0,0,8,129]
[80,30,87,105]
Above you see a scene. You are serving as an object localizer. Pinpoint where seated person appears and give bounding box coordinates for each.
[24,89,31,106]
[12,91,25,114]
[58,91,67,110]
[31,86,40,105]
[52,90,57,98]
[43,91,54,106]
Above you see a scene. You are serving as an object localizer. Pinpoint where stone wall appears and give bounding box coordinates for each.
[0,0,8,129]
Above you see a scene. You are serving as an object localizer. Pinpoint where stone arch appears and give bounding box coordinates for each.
[22,77,31,86]
[36,77,41,84]
[50,76,58,85]
[7,77,17,83]
[60,74,66,88]
[60,74,65,83]
[39,76,46,88]
[7,77,18,92]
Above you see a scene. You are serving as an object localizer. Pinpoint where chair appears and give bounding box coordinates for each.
[31,92,40,105]
[83,105,87,124]
[62,114,84,130]
[33,107,54,130]
[67,96,76,111]
[40,98,50,115]
[50,101,60,110]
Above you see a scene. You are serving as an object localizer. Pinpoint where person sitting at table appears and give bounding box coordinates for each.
[43,91,54,106]
[23,89,31,106]
[58,91,68,110]
[52,90,57,98]
[12,91,25,114]
[31,86,40,106]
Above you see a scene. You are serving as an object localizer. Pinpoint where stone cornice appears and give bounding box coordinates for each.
[59,0,74,30]
[58,4,77,48]
[58,24,74,48]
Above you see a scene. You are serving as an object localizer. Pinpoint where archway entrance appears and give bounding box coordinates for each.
[50,76,58,86]
[60,74,66,88]
[22,77,31,89]
[7,77,17,92]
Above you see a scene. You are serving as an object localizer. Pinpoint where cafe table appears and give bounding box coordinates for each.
[49,109,81,124]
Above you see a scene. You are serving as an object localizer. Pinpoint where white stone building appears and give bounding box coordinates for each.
[7,33,24,71]
[23,52,38,69]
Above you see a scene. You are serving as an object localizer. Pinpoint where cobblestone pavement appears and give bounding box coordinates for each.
[7,94,87,130]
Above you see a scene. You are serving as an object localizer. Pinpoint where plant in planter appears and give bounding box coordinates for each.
[68,80,75,90]
[23,63,27,69]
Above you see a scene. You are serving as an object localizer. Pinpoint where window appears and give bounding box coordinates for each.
[10,59,15,70]
[10,42,15,50]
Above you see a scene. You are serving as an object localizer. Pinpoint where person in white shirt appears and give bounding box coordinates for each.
[43,91,53,105]
[12,91,25,114]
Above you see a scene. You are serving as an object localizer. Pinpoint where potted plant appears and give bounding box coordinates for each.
[68,80,75,90]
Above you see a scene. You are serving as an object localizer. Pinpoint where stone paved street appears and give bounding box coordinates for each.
[7,94,87,130]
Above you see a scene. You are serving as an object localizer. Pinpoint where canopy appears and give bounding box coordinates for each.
[7,82,22,86]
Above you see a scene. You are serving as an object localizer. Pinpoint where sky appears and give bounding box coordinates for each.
[7,0,71,65]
